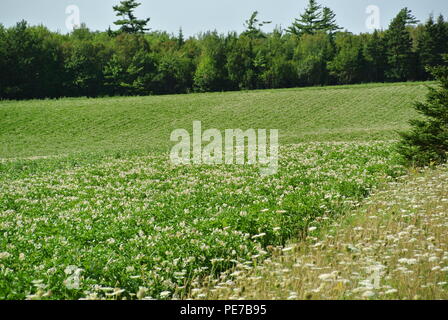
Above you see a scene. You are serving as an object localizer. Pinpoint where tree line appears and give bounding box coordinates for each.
[1,0,448,100]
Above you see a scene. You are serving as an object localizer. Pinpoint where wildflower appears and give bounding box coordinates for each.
[397,258,417,265]
[0,252,11,259]
[105,289,125,297]
[385,289,398,295]
[63,266,83,290]
[318,273,336,281]
[126,266,135,273]
[136,287,148,300]
[362,291,375,298]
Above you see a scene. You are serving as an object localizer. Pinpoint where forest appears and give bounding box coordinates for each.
[0,0,447,100]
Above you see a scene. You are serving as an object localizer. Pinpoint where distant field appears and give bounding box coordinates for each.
[0,82,429,299]
[0,82,428,158]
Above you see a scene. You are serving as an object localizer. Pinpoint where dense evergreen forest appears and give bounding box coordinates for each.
[1,0,447,100]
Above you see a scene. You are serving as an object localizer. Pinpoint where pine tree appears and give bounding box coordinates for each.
[113,0,150,34]
[243,11,271,39]
[177,28,185,48]
[384,8,419,81]
[288,1,341,36]
[398,57,448,166]
[319,7,341,34]
[287,0,323,36]
[364,30,387,82]
[417,15,448,79]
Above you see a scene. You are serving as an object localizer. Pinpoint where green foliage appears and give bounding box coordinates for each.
[363,30,387,82]
[258,30,298,88]
[294,32,334,86]
[242,11,271,39]
[0,141,404,299]
[152,52,194,94]
[288,0,323,36]
[320,7,342,34]
[1,6,447,100]
[0,21,65,99]
[176,28,184,48]
[63,28,110,97]
[0,82,428,299]
[0,82,426,158]
[194,55,222,92]
[399,60,448,166]
[416,15,448,79]
[112,0,150,34]
[384,8,419,81]
[226,35,257,90]
[193,32,228,92]
[287,0,340,36]
[103,33,154,95]
[328,33,365,84]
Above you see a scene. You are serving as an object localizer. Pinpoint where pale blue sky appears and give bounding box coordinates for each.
[0,0,447,36]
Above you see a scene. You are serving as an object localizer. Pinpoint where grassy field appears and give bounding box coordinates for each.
[0,82,427,158]
[0,82,434,300]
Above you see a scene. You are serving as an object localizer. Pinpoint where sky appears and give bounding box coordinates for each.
[0,0,447,36]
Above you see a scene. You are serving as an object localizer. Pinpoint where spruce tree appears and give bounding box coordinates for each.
[288,1,341,36]
[384,8,419,81]
[288,0,323,36]
[319,7,341,34]
[177,28,185,48]
[398,58,448,166]
[113,0,150,34]
[417,15,448,79]
[364,30,387,82]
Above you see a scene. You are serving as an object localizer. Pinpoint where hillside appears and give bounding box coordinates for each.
[0,82,428,158]
[201,165,448,300]
[0,81,436,300]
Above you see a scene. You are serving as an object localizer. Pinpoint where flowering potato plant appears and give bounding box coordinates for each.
[0,141,404,299]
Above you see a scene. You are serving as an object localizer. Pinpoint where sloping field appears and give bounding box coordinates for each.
[0,82,435,299]
[0,82,427,158]
[201,165,448,300]
[0,142,405,299]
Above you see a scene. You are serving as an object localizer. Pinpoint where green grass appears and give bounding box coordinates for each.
[0,82,430,299]
[0,82,428,158]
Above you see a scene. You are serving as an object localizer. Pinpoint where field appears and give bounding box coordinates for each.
[0,82,427,157]
[201,165,448,300]
[0,82,430,299]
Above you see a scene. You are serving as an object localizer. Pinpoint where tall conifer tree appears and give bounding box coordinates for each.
[384,8,419,81]
[113,0,150,34]
[417,15,448,79]
[399,58,448,165]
